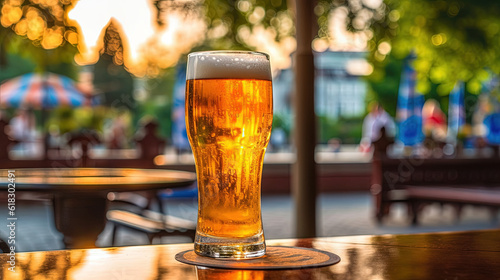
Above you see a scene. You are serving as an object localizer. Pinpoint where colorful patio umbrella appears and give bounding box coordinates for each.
[447,82,465,139]
[0,72,86,108]
[396,56,425,146]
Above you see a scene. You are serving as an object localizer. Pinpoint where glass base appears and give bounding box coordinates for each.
[194,232,266,259]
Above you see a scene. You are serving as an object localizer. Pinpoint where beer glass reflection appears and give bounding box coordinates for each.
[185,51,273,258]
[196,267,265,280]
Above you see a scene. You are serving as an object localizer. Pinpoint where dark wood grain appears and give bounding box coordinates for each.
[2,229,499,279]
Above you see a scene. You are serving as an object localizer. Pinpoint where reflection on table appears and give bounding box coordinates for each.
[2,229,500,279]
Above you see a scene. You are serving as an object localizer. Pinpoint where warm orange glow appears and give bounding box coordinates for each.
[0,2,22,27]
[14,19,28,35]
[197,267,265,280]
[236,7,296,73]
[346,58,374,76]
[65,30,79,45]
[67,0,155,67]
[377,41,392,55]
[132,10,207,76]
[67,1,296,76]
[7,5,22,23]
[42,27,64,49]
[153,155,166,166]
[0,0,64,49]
[1,0,297,75]
[237,21,296,73]
[312,38,330,52]
[27,17,45,40]
[67,0,206,77]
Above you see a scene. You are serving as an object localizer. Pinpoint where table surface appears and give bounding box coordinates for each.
[0,168,197,249]
[2,229,499,279]
[0,168,196,192]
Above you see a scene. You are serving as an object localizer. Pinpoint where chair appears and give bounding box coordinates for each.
[106,190,196,246]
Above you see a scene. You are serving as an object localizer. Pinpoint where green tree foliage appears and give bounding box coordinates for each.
[0,52,35,81]
[0,0,78,75]
[93,54,135,110]
[137,67,178,139]
[318,115,363,144]
[200,0,292,51]
[369,0,500,95]
[314,0,500,115]
[366,54,403,116]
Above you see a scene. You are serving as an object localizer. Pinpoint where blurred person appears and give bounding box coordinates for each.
[269,127,287,152]
[135,118,166,160]
[361,102,395,152]
[328,138,341,153]
[359,137,372,153]
[9,109,31,140]
[422,99,447,141]
[0,112,16,159]
[47,124,63,151]
[472,94,495,138]
[8,109,37,154]
[107,113,128,149]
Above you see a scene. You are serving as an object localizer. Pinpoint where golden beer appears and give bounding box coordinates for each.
[185,51,272,258]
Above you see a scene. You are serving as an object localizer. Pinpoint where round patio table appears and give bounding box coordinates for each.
[0,168,196,249]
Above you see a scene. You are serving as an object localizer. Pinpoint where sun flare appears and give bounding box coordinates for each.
[67,0,206,76]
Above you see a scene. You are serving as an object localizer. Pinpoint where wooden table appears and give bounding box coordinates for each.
[1,229,499,279]
[0,168,196,249]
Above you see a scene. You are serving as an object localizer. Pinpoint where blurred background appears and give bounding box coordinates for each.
[1,0,500,251]
[1,0,499,155]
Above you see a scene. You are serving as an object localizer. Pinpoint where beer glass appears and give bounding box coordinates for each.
[185,51,273,259]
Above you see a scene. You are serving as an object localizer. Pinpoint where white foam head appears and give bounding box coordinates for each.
[186,51,272,80]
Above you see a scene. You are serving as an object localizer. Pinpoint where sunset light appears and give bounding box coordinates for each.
[1,0,301,76]
[68,0,174,76]
[135,10,207,76]
[66,0,208,77]
[238,24,296,73]
[66,0,293,76]
[326,6,373,52]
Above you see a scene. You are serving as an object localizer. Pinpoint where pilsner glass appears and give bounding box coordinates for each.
[185,51,273,258]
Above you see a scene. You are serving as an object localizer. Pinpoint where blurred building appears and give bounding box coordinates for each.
[273,51,369,120]
[315,51,369,119]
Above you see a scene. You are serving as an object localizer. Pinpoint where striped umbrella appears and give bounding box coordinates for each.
[396,56,425,146]
[0,72,86,108]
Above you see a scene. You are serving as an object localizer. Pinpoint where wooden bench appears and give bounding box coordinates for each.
[406,186,500,224]
[371,130,500,224]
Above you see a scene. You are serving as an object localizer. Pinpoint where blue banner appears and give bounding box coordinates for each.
[484,113,500,144]
[447,82,465,139]
[171,64,190,151]
[396,57,424,146]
